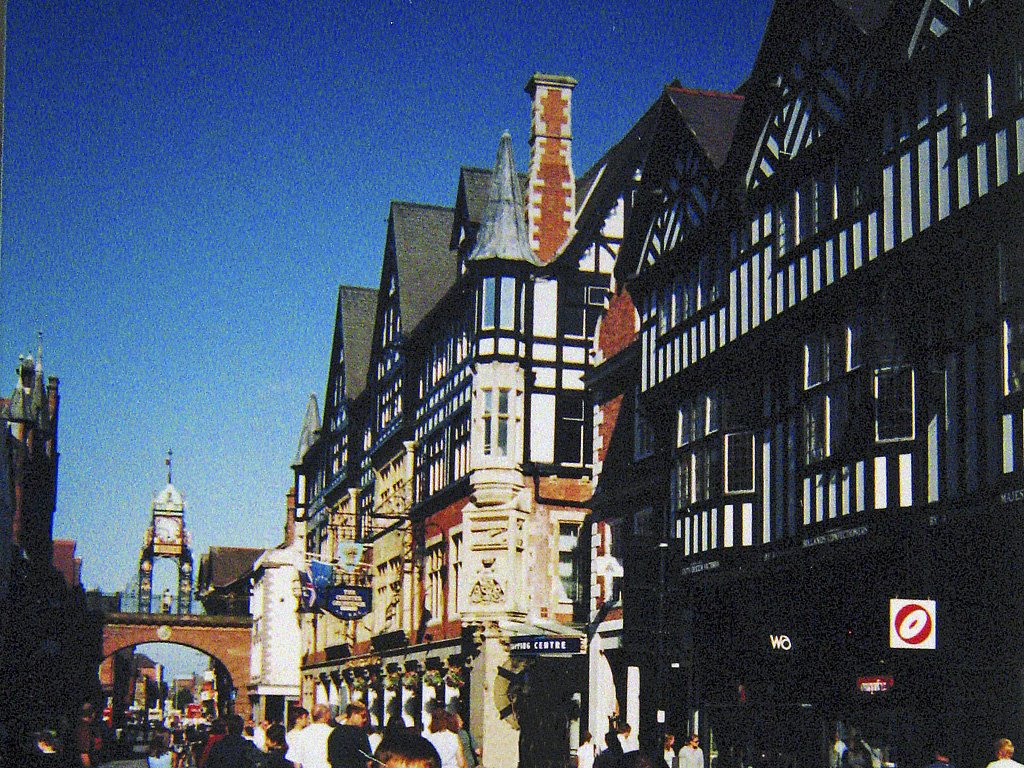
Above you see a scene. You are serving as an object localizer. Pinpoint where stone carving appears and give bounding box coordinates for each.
[469,563,505,604]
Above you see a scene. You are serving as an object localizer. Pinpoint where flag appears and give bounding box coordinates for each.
[309,559,334,591]
[297,569,318,612]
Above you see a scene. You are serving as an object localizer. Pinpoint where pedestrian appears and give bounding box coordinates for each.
[374,731,442,768]
[327,702,373,768]
[257,723,293,768]
[74,703,104,768]
[148,734,174,768]
[204,714,261,768]
[286,704,335,768]
[448,710,478,768]
[986,739,1024,768]
[599,721,623,766]
[663,734,677,768]
[287,707,310,753]
[577,731,597,768]
[678,734,704,768]
[198,718,227,768]
[422,710,466,768]
[617,723,639,754]
[924,746,954,768]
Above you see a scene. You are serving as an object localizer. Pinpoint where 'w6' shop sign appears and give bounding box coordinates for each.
[889,599,937,649]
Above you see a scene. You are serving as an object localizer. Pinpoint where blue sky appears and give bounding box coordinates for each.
[1,0,772,603]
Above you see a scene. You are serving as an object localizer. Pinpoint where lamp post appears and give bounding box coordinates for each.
[657,540,668,732]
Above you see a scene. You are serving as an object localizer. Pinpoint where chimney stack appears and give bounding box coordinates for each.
[524,73,577,263]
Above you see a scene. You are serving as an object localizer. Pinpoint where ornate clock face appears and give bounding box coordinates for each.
[154,515,182,545]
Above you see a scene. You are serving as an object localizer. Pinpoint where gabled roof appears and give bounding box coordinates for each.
[390,202,457,333]
[198,546,263,590]
[831,0,894,35]
[467,132,540,266]
[665,86,745,170]
[336,285,378,402]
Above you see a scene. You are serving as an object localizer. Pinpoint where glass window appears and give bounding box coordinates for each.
[724,432,756,493]
[778,198,794,256]
[671,455,692,510]
[1006,317,1024,395]
[557,523,580,602]
[875,367,915,441]
[481,278,496,330]
[804,394,830,464]
[806,337,824,389]
[499,276,516,330]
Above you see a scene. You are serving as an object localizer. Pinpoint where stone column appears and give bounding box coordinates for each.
[470,624,519,768]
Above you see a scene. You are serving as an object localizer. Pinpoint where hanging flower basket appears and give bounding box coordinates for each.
[422,669,444,688]
[384,671,402,691]
[444,668,465,688]
[402,670,421,690]
[351,676,368,692]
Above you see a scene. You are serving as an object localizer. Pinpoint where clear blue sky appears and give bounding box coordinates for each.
[1,0,773,595]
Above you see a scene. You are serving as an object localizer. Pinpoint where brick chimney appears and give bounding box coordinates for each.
[524,73,577,263]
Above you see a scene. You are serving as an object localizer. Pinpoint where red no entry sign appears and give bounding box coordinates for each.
[889,598,936,649]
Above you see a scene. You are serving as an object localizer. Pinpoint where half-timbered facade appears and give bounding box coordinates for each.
[613,1,1024,764]
[292,74,618,768]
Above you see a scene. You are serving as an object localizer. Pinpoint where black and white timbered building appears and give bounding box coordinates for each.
[608,0,1024,765]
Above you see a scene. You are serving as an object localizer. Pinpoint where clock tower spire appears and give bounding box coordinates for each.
[137,455,194,614]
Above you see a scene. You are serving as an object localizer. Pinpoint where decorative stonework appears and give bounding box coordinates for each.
[469,562,505,604]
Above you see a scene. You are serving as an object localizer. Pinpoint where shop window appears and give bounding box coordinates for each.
[874,367,915,442]
[1005,317,1024,395]
[724,431,756,494]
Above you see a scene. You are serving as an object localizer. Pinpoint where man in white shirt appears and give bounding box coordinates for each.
[678,734,705,768]
[286,704,335,768]
[286,708,310,753]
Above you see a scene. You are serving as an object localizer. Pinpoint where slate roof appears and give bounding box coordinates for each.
[458,167,531,227]
[391,202,457,335]
[197,546,263,590]
[467,132,540,265]
[665,86,746,170]
[337,285,378,401]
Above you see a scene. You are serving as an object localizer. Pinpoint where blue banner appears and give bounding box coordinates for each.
[309,559,334,591]
[297,569,319,613]
[321,585,373,620]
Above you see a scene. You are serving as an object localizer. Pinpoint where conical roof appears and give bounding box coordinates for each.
[294,393,321,464]
[153,482,184,513]
[467,132,540,266]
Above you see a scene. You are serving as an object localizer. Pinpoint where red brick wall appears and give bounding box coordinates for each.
[597,289,637,361]
[526,75,576,263]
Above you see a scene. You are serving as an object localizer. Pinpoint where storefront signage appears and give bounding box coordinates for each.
[510,635,583,656]
[999,488,1024,505]
[679,559,720,576]
[322,585,372,620]
[889,598,936,649]
[769,634,793,651]
[857,675,894,694]
[801,525,868,549]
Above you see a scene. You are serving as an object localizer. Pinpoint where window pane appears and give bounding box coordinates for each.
[804,395,829,463]
[1006,318,1024,394]
[875,368,915,441]
[481,278,496,329]
[499,276,516,330]
[725,432,755,493]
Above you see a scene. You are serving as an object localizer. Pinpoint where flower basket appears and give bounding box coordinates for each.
[402,670,421,690]
[384,671,402,691]
[351,677,368,692]
[444,669,465,688]
[422,670,444,688]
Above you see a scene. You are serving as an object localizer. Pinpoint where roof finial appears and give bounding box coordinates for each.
[166,448,173,484]
[36,330,43,369]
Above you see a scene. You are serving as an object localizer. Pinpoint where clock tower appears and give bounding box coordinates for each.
[137,451,194,614]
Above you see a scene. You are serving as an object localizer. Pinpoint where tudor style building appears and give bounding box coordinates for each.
[292,75,614,768]
[609,1,1024,766]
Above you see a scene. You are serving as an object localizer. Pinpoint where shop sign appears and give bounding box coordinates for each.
[801,525,868,549]
[509,635,583,656]
[768,634,793,651]
[857,675,894,694]
[999,488,1024,505]
[889,598,936,649]
[322,585,372,620]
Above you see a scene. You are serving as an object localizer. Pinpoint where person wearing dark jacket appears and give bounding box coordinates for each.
[205,714,260,768]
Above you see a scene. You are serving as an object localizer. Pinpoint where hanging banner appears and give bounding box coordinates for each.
[297,569,319,613]
[309,559,334,590]
[321,585,373,620]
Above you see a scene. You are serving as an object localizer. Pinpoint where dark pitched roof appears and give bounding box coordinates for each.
[665,86,746,170]
[831,0,893,34]
[391,202,457,334]
[198,546,262,590]
[294,394,321,465]
[467,132,539,265]
[458,167,532,227]
[337,285,378,401]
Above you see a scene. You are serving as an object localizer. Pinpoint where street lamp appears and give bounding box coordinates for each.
[657,540,668,729]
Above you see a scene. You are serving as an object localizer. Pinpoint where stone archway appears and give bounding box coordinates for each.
[102,612,252,717]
